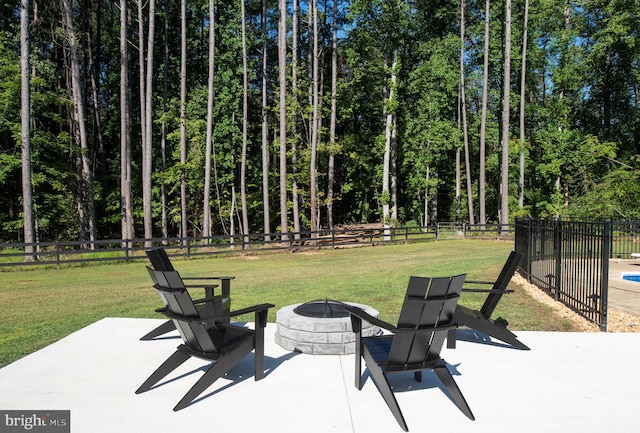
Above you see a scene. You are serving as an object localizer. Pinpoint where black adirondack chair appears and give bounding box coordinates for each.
[346,275,474,432]
[141,247,235,340]
[447,251,529,350]
[136,268,274,411]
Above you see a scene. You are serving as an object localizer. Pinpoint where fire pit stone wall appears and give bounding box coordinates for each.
[275,302,381,355]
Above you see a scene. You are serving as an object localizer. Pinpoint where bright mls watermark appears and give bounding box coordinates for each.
[0,411,69,433]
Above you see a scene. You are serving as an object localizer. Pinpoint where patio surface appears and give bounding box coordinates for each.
[1,318,638,433]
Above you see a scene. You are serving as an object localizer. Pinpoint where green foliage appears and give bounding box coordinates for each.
[3,0,640,241]
[0,153,19,184]
[400,34,460,222]
[570,167,640,219]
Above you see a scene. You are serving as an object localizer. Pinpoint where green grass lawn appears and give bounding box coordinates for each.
[0,240,579,368]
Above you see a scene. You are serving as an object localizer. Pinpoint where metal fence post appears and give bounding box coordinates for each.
[600,220,610,331]
[554,218,562,301]
[514,218,531,278]
[526,218,533,279]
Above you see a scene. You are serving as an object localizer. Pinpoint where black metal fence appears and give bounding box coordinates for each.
[610,219,640,259]
[515,218,610,331]
[0,223,516,269]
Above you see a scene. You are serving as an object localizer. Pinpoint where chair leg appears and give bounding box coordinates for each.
[173,340,254,411]
[447,328,457,349]
[140,320,176,341]
[362,349,408,432]
[352,318,364,390]
[354,350,363,390]
[433,363,475,421]
[254,322,265,381]
[136,349,190,394]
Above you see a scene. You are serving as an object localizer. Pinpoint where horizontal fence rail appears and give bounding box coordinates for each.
[515,218,610,331]
[0,223,515,269]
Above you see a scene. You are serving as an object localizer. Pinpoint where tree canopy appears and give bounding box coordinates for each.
[2,0,640,244]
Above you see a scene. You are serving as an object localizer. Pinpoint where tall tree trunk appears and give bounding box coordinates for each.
[278,0,289,245]
[291,0,301,239]
[424,165,436,227]
[317,0,328,229]
[120,0,134,243]
[180,0,188,241]
[391,113,398,221]
[137,0,147,240]
[500,0,512,231]
[85,25,105,179]
[519,0,529,209]
[383,50,398,240]
[144,0,156,246]
[455,147,461,219]
[382,54,390,237]
[240,0,250,242]
[160,0,168,241]
[20,0,35,261]
[230,186,236,244]
[307,1,313,146]
[309,0,319,237]
[479,0,490,227]
[261,0,271,242]
[424,166,430,226]
[460,0,474,224]
[138,0,155,246]
[203,0,213,240]
[456,67,461,220]
[327,0,338,230]
[63,0,97,247]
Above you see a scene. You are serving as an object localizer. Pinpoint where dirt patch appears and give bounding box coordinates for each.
[605,308,640,332]
[512,274,640,333]
[240,255,261,260]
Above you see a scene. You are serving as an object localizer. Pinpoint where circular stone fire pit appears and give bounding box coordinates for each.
[275,300,381,355]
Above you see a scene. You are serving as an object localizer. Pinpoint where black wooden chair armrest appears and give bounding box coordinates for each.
[461,288,514,294]
[462,280,513,293]
[182,284,219,290]
[181,276,235,281]
[345,305,397,333]
[464,280,493,285]
[228,303,275,317]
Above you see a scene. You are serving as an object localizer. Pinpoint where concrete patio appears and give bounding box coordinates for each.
[0,317,638,433]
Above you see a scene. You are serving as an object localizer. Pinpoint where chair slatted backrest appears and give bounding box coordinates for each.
[388,274,465,367]
[146,248,176,272]
[147,268,219,355]
[480,251,523,317]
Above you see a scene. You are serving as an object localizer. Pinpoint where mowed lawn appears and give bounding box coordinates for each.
[0,240,579,367]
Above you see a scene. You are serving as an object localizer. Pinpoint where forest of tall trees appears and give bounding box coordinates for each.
[2,0,640,245]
